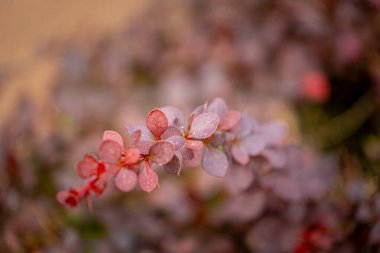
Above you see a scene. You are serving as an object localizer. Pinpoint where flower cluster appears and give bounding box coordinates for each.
[57,97,287,207]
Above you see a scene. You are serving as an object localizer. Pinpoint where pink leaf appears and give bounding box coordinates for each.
[99,140,122,163]
[161,126,183,139]
[220,110,241,130]
[207,97,228,120]
[224,132,236,142]
[159,106,185,130]
[103,130,124,148]
[114,168,138,192]
[241,134,266,156]
[231,145,249,165]
[188,113,219,139]
[223,192,266,222]
[181,147,195,160]
[190,102,208,118]
[149,140,174,165]
[163,154,181,175]
[139,162,159,192]
[210,132,225,146]
[76,154,98,178]
[260,121,288,145]
[183,148,202,167]
[146,109,168,138]
[202,148,229,177]
[105,163,119,175]
[166,135,186,151]
[262,148,287,169]
[136,141,154,155]
[261,175,303,202]
[129,129,142,146]
[185,139,204,150]
[232,113,258,138]
[226,164,254,194]
[127,125,153,142]
[123,148,140,165]
[188,102,208,126]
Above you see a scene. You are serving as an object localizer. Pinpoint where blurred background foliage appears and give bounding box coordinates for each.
[0,0,380,252]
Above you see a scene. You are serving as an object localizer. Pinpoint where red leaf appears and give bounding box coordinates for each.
[97,161,106,175]
[136,141,154,155]
[65,196,78,207]
[56,191,70,206]
[129,129,142,146]
[90,178,107,196]
[98,140,122,163]
[139,162,159,192]
[146,109,168,138]
[103,130,124,148]
[123,148,140,165]
[56,190,79,208]
[76,154,98,179]
[114,168,138,192]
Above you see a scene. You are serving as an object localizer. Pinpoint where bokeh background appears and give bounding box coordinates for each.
[1,0,380,252]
